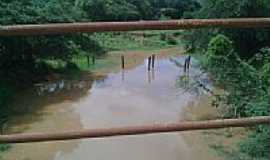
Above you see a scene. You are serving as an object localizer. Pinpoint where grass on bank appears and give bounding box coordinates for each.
[94,31,183,51]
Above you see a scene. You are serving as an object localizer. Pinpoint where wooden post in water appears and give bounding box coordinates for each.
[121,55,125,69]
[148,56,152,71]
[151,54,155,69]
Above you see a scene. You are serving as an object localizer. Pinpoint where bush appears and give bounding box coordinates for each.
[240,127,270,159]
[205,34,239,83]
[160,33,166,41]
[166,37,178,45]
[204,34,270,159]
[0,83,13,118]
[205,35,264,117]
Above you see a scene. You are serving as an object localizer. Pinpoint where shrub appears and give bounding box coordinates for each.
[240,127,270,159]
[204,35,270,159]
[167,37,178,45]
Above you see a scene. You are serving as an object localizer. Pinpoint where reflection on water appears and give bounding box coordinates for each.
[147,69,155,84]
[34,79,96,96]
[171,57,213,97]
[3,55,220,160]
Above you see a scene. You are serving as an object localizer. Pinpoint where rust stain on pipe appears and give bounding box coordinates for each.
[0,116,270,144]
[1,18,270,36]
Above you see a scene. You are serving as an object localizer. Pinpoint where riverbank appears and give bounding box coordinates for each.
[187,52,254,160]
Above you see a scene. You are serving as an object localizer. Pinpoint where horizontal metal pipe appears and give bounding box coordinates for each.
[1,18,270,36]
[1,116,270,143]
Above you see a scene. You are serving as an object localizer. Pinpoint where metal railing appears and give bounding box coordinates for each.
[1,18,270,36]
[1,116,270,143]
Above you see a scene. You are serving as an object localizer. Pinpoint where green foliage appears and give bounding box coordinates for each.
[205,35,238,83]
[93,32,174,51]
[83,0,140,21]
[182,0,270,159]
[206,35,234,57]
[82,0,200,21]
[0,83,13,118]
[203,34,270,159]
[166,37,178,45]
[0,144,10,152]
[0,82,13,148]
[184,0,270,58]
[0,1,107,85]
[205,34,265,116]
[240,127,270,159]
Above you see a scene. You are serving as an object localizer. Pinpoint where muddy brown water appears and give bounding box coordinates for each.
[2,56,222,160]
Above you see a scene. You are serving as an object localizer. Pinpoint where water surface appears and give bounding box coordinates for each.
[2,56,220,160]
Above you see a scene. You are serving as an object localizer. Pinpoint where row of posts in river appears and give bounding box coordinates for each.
[121,54,156,71]
[87,54,190,73]
[84,54,156,70]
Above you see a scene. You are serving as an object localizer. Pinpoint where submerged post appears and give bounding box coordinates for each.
[184,55,191,73]
[121,55,125,69]
[148,56,152,71]
[151,54,155,69]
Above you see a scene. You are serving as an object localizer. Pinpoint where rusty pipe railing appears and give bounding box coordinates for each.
[1,116,270,144]
[1,18,270,36]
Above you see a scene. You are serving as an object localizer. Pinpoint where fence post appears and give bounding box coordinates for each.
[121,55,125,69]
[151,54,155,68]
[148,56,152,71]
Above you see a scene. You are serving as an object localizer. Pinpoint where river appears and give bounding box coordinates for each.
[2,54,222,160]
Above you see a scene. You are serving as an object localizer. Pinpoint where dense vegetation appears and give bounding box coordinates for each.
[183,0,270,159]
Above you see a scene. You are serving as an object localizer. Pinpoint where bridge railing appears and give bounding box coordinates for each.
[1,116,270,144]
[1,18,270,36]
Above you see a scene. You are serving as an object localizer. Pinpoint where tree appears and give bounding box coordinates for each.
[0,0,103,85]
[184,0,270,58]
